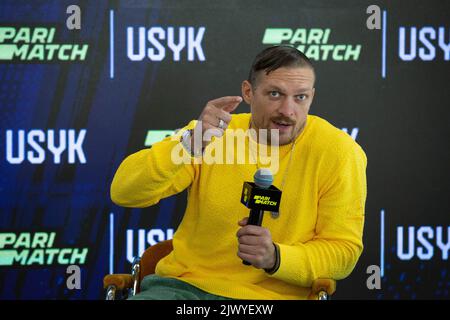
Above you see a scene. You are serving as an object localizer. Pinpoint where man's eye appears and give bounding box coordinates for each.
[297,94,307,100]
[270,91,280,97]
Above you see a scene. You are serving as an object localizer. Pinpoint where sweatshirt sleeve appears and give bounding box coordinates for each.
[270,143,367,288]
[110,121,199,208]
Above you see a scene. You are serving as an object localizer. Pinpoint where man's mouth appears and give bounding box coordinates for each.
[271,120,294,132]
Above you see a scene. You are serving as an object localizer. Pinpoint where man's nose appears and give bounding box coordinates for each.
[277,97,295,118]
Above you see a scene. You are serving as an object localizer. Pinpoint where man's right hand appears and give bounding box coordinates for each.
[192,96,242,151]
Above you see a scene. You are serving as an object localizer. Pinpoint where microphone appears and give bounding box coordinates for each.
[254,168,273,188]
[247,169,272,226]
[240,169,282,265]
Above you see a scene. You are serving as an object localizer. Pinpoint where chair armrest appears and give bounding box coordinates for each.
[308,279,336,300]
[103,274,134,290]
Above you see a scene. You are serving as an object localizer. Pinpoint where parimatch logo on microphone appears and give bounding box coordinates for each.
[0,26,89,62]
[253,195,278,206]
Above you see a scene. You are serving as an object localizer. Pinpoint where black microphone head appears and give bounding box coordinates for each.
[254,168,273,189]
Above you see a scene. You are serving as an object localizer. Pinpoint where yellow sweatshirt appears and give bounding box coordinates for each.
[111,113,367,300]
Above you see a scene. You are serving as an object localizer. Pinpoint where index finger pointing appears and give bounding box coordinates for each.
[208,96,242,110]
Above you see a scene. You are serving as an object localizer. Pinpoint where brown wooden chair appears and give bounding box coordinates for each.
[103,239,336,300]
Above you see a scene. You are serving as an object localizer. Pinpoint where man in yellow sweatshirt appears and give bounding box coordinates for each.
[110,46,367,300]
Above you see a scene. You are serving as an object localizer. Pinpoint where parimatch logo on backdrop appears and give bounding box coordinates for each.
[262,28,361,61]
[0,232,89,266]
[0,26,88,62]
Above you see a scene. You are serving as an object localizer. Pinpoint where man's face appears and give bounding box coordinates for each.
[242,66,315,145]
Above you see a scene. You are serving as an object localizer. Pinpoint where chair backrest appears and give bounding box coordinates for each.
[139,239,173,282]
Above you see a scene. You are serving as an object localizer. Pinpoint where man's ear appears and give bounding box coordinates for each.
[241,80,253,105]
